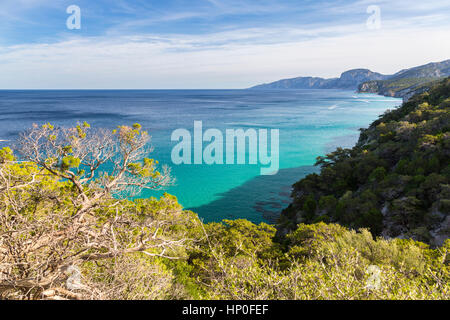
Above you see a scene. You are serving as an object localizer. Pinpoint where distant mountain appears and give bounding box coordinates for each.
[358,60,450,101]
[334,69,390,89]
[390,60,450,79]
[251,69,388,90]
[250,60,450,101]
[251,77,337,90]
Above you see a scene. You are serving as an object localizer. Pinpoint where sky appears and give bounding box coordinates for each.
[0,0,449,89]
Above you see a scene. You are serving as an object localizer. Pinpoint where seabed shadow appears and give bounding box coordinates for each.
[187,165,319,224]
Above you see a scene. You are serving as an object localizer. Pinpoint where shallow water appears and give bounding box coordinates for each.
[0,89,401,223]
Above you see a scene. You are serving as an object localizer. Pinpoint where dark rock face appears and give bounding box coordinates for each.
[358,81,381,93]
[335,69,389,89]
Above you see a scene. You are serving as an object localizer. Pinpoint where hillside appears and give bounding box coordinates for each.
[358,60,450,100]
[1,123,449,299]
[251,69,388,90]
[279,77,450,246]
[358,78,440,101]
[251,60,450,98]
[0,100,449,299]
[393,60,450,79]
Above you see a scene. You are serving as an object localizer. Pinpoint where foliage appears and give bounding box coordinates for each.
[0,113,448,300]
[0,123,194,300]
[183,222,449,300]
[281,78,450,245]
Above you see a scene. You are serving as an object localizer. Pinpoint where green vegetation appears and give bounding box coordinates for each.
[1,79,449,300]
[188,221,448,300]
[0,152,448,300]
[281,77,450,246]
[358,77,440,99]
[358,59,450,99]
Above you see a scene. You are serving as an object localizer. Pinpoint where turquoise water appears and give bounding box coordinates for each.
[0,89,401,223]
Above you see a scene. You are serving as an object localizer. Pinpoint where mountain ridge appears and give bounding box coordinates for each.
[250,59,450,100]
[251,68,389,90]
[358,60,450,101]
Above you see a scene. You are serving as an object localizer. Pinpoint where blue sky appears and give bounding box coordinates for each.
[0,0,449,88]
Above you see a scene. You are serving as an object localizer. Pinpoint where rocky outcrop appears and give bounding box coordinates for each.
[251,59,450,102]
[358,78,438,101]
[358,60,450,101]
[335,69,388,89]
[251,69,389,90]
[358,81,382,94]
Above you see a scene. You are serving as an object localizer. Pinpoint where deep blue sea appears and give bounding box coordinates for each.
[0,89,401,223]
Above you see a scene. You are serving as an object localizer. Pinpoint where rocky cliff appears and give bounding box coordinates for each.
[358,60,450,100]
[251,59,450,101]
[251,69,388,90]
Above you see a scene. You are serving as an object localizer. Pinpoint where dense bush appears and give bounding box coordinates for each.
[1,78,449,300]
[280,78,450,246]
[184,222,449,300]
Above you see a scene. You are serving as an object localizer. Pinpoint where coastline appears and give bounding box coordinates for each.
[188,92,400,223]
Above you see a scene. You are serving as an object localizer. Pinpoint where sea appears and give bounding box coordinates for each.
[0,89,401,223]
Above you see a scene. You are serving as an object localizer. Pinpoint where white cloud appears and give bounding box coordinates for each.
[0,12,449,89]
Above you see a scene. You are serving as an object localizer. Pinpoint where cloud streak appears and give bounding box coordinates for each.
[0,0,449,88]
[1,22,449,89]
